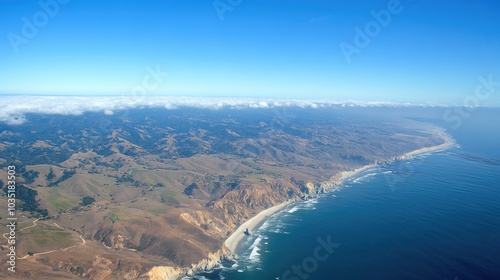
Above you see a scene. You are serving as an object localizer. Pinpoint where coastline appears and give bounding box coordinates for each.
[223,131,455,257]
[328,130,455,186]
[401,131,455,159]
[224,200,295,253]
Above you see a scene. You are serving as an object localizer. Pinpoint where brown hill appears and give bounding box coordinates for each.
[0,107,447,279]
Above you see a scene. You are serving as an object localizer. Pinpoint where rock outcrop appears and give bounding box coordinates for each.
[153,179,328,279]
[146,266,185,280]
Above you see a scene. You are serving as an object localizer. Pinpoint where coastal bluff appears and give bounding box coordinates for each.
[0,108,451,279]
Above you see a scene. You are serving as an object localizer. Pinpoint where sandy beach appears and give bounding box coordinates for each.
[329,130,455,186]
[224,200,294,253]
[223,164,383,254]
[224,131,455,255]
[402,131,455,159]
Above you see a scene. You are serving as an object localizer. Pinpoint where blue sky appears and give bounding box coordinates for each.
[1,0,500,105]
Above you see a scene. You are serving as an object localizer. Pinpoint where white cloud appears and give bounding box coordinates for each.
[0,95,445,125]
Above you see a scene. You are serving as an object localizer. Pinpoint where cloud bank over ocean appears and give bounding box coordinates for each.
[0,95,444,125]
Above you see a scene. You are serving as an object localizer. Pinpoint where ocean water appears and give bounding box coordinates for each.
[190,110,500,280]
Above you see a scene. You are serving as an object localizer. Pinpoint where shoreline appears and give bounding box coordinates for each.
[224,200,295,254]
[328,130,455,186]
[223,131,455,256]
[401,130,455,159]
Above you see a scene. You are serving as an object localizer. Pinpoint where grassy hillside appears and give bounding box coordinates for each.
[0,107,446,278]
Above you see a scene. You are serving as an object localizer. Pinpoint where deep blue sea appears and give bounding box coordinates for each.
[190,110,500,280]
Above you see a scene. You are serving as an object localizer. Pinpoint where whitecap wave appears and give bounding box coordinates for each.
[248,236,263,262]
[352,172,378,183]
